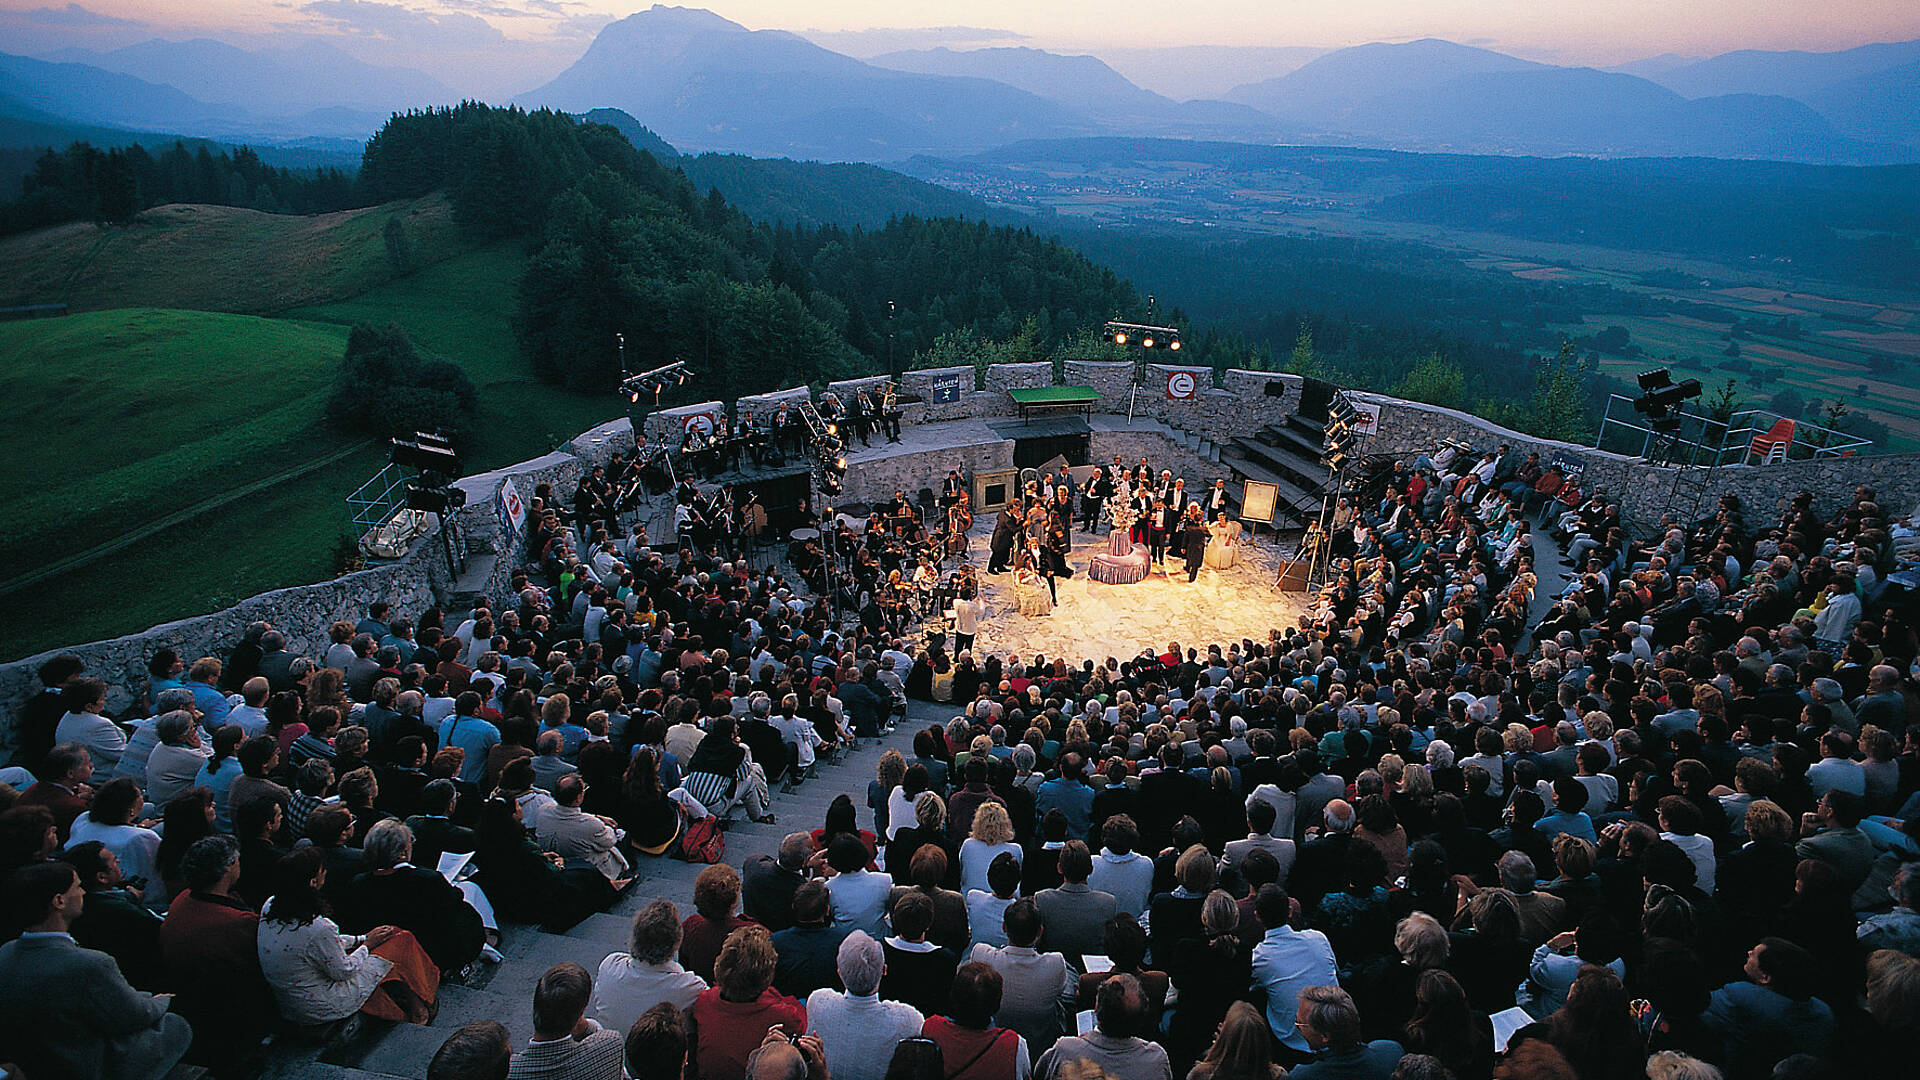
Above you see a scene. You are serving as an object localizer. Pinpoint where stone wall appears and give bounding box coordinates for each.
[1354,393,1920,531]
[1090,429,1228,494]
[642,399,726,449]
[900,365,986,423]
[1062,360,1135,406]
[980,362,1054,416]
[840,440,1015,506]
[735,386,811,425]
[1131,365,1292,442]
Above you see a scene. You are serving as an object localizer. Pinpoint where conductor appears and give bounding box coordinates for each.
[988,505,1021,574]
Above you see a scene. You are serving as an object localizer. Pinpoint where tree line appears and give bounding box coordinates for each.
[0,141,356,235]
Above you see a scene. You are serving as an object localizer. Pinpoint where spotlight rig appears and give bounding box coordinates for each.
[619,360,690,405]
[1103,319,1182,351]
[1632,368,1702,432]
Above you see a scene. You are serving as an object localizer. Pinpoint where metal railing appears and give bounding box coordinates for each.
[346,463,412,533]
[1594,398,1872,467]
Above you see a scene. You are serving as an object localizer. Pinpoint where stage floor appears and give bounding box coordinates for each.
[945,521,1307,666]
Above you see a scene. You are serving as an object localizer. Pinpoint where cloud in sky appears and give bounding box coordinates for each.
[297,0,506,46]
[20,2,145,26]
[796,24,1030,58]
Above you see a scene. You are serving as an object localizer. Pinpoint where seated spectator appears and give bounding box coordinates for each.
[1034,974,1171,1080]
[1186,1001,1279,1080]
[1090,814,1156,917]
[343,819,486,976]
[234,797,289,908]
[806,929,924,1080]
[1075,913,1168,1017]
[472,796,615,932]
[742,833,812,932]
[591,899,709,1037]
[60,839,163,989]
[966,851,1022,950]
[64,777,160,889]
[143,710,210,807]
[1521,917,1626,1019]
[1401,970,1493,1079]
[889,842,971,952]
[158,835,274,1074]
[256,847,439,1026]
[623,1003,690,1080]
[1288,984,1402,1080]
[1150,845,1217,966]
[826,832,894,939]
[686,926,807,1080]
[968,898,1077,1053]
[678,863,759,984]
[404,778,476,871]
[508,962,625,1079]
[771,880,845,999]
[54,677,127,774]
[921,961,1029,1080]
[882,891,960,1017]
[1544,966,1644,1080]
[1250,883,1339,1062]
[18,742,94,843]
[537,774,631,886]
[0,861,191,1080]
[1034,839,1119,960]
[1703,938,1835,1075]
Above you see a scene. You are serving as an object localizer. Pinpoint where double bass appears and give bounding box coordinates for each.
[945,494,973,556]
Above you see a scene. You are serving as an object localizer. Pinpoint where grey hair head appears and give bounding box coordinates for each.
[154,687,196,715]
[361,819,413,871]
[836,930,885,996]
[154,710,195,745]
[1011,744,1035,770]
[1498,850,1537,893]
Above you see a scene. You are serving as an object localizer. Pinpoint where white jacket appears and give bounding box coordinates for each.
[256,909,393,1024]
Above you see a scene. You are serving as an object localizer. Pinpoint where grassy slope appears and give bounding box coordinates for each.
[283,246,621,470]
[0,195,624,661]
[0,308,357,567]
[0,195,462,314]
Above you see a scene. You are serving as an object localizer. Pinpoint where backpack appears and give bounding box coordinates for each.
[682,815,724,864]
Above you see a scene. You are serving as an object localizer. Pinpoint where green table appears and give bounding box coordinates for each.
[1008,385,1100,422]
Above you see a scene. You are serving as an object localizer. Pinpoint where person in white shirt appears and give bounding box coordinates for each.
[1657,796,1717,894]
[589,900,709,1037]
[824,835,893,938]
[772,695,824,770]
[952,591,984,655]
[144,710,212,807]
[1806,731,1867,800]
[1087,816,1156,918]
[65,777,161,888]
[806,932,924,1080]
[53,678,127,773]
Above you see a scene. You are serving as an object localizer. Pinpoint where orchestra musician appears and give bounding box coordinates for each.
[848,391,875,447]
[940,469,966,507]
[878,385,903,443]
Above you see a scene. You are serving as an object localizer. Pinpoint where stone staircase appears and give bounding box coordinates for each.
[261,708,939,1080]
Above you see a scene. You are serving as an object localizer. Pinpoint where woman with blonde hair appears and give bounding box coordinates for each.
[1186,1001,1280,1080]
[870,749,906,840]
[958,802,1020,895]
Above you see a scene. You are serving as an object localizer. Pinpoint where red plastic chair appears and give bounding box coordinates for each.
[1747,418,1795,464]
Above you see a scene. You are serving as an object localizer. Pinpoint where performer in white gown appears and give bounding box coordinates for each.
[1206,512,1242,569]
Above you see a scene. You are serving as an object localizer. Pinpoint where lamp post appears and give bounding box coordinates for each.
[887,300,898,379]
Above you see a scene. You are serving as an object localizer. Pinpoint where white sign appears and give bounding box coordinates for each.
[681,412,718,438]
[1350,401,1382,437]
[1166,370,1197,399]
[498,477,526,542]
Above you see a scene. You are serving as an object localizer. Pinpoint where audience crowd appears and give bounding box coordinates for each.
[1,455,1918,1080]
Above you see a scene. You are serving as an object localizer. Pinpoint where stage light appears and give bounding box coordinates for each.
[835,456,847,471]
[1638,369,1674,393]
[1114,332,1128,346]
[1141,336,1155,349]
[1168,339,1181,351]
[827,424,838,436]
[390,435,461,477]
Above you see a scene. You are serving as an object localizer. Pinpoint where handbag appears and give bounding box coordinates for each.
[682,815,725,863]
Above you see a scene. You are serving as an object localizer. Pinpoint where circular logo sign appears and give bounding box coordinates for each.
[681,412,717,438]
[1167,371,1197,400]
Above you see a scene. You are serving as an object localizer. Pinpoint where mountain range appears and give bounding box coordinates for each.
[1,5,1916,167]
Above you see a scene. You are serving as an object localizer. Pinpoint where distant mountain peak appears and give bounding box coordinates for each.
[616,6,749,33]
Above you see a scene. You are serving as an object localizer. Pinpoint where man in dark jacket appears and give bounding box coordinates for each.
[345,819,486,975]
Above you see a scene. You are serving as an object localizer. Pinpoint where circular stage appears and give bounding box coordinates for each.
[946,521,1307,665]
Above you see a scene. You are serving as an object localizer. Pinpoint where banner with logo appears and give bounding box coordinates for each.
[497,477,526,544]
[929,373,963,404]
[1166,370,1198,400]
[1350,401,1382,437]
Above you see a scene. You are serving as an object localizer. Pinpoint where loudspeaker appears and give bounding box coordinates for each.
[1276,560,1313,592]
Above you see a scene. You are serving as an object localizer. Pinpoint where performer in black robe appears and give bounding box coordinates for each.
[988,507,1020,574]
[1181,511,1211,583]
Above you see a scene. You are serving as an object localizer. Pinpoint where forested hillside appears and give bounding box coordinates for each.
[358,104,1148,399]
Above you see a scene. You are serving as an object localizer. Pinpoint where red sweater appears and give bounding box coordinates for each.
[688,986,806,1080]
[923,1015,1021,1080]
